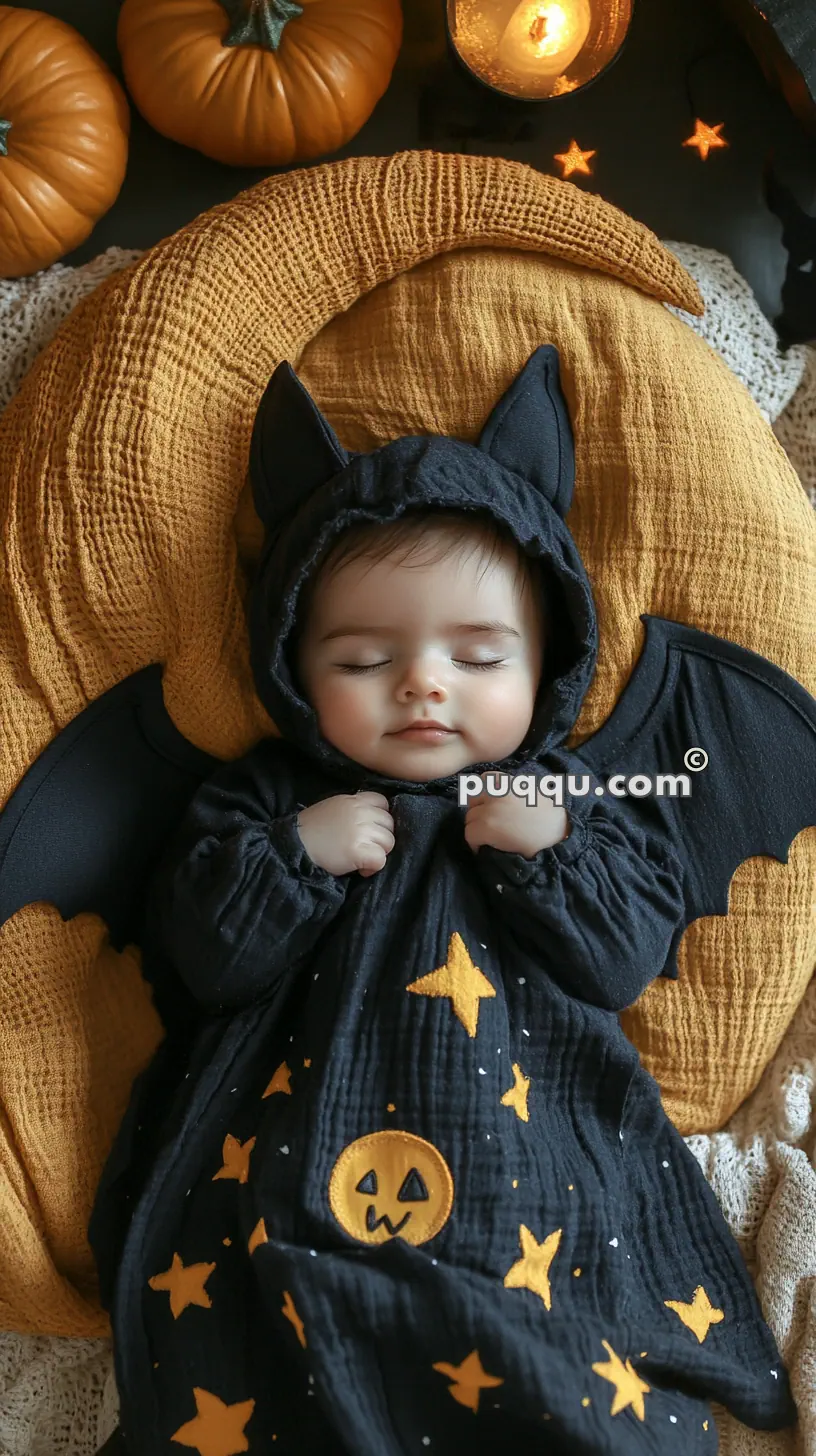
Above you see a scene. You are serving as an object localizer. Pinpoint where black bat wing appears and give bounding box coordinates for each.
[571,615,816,979]
[0,665,219,953]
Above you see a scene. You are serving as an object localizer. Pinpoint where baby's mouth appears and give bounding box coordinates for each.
[390,726,456,741]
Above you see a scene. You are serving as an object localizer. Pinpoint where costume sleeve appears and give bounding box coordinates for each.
[143,744,350,1014]
[472,798,686,1012]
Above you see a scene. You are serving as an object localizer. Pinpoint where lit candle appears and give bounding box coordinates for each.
[496,0,591,81]
[447,0,631,102]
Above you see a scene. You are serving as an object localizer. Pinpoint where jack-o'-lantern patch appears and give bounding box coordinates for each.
[328,1131,454,1246]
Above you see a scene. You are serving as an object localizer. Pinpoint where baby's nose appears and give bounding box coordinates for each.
[398,658,448,695]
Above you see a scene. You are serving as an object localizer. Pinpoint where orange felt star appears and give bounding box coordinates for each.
[500,1063,530,1121]
[171,1387,255,1456]
[406,931,496,1037]
[212,1135,256,1184]
[554,140,596,178]
[682,120,728,160]
[148,1252,216,1319]
[247,1218,268,1255]
[664,1285,725,1342]
[432,1349,504,1412]
[504,1224,562,1310]
[263,1061,292,1097]
[282,1288,307,1348]
[591,1341,651,1420]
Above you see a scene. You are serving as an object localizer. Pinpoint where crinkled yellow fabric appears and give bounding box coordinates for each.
[0,150,812,1337]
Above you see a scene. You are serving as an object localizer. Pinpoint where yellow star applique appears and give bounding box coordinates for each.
[682,119,728,160]
[664,1285,725,1343]
[503,1223,562,1310]
[500,1063,530,1121]
[282,1288,307,1348]
[148,1252,216,1319]
[247,1218,268,1255]
[212,1135,256,1185]
[591,1341,651,1420]
[432,1349,504,1413]
[406,932,496,1037]
[171,1386,255,1455]
[262,1061,292,1097]
[554,140,596,178]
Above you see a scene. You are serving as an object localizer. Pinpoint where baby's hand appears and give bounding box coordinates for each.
[296,792,395,878]
[463,788,569,858]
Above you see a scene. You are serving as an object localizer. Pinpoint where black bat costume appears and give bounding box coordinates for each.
[2,346,813,1455]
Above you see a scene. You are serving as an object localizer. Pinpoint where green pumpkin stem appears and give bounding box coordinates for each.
[0,119,11,157]
[220,0,304,49]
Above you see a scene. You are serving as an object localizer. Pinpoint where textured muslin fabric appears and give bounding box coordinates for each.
[89,349,796,1456]
[0,150,813,1354]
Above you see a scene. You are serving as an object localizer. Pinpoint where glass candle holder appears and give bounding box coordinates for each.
[446,0,633,100]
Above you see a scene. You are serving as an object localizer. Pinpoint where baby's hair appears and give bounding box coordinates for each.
[295,507,549,644]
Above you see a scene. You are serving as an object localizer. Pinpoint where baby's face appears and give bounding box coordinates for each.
[295,544,544,781]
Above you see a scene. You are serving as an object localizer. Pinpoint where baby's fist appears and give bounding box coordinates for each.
[296,792,395,878]
[464,788,568,858]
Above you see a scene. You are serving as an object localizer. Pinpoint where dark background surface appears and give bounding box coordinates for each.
[24,0,816,328]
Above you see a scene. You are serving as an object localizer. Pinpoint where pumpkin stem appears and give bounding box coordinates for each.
[220,0,304,50]
[0,119,11,158]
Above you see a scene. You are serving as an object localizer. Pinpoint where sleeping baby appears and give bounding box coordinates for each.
[92,347,797,1455]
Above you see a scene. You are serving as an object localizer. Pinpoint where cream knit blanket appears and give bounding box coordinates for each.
[0,242,813,1456]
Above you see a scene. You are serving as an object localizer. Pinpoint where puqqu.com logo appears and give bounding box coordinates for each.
[457,750,708,807]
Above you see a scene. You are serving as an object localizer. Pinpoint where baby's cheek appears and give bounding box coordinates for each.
[481,674,535,731]
[321,680,379,740]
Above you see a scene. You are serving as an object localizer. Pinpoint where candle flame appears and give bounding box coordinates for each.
[528,5,568,58]
[496,0,591,81]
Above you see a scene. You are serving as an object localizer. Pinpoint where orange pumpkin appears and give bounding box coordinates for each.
[0,8,130,280]
[117,0,403,167]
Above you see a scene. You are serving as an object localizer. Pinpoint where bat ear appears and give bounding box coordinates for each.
[249,361,351,529]
[477,345,575,518]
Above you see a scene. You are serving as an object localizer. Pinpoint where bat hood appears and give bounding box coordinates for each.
[248,345,598,798]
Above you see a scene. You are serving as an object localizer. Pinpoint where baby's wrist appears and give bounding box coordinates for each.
[539,806,569,850]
